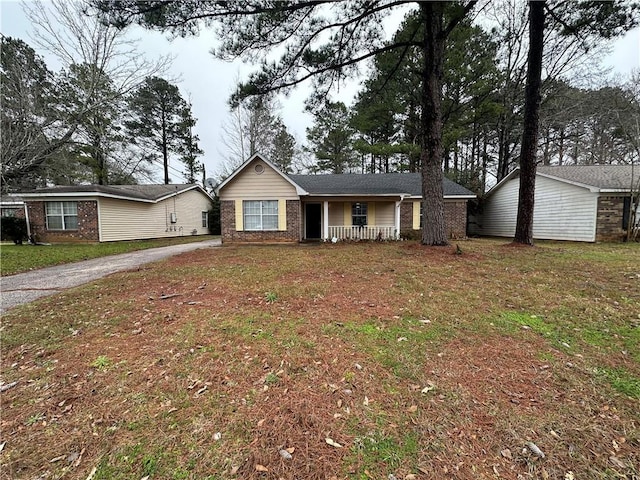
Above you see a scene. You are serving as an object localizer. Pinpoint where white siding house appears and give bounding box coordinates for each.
[21,184,213,243]
[476,165,636,242]
[98,189,213,242]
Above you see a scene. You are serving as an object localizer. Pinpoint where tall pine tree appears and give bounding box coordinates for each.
[126,76,194,184]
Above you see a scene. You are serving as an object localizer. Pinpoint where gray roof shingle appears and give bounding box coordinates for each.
[289,173,475,197]
[19,184,199,201]
[537,165,636,190]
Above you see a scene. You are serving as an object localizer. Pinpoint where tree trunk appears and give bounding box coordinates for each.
[497,121,510,181]
[482,129,488,193]
[420,2,448,246]
[161,107,169,185]
[514,1,544,245]
[558,127,565,165]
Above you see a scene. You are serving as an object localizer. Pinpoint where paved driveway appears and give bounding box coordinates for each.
[0,238,221,313]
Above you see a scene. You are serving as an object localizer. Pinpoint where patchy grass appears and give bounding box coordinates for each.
[1,239,639,480]
[0,235,216,276]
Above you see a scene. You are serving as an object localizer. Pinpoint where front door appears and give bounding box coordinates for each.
[305,203,322,239]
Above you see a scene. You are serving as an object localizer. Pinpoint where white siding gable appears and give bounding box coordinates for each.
[220,159,298,201]
[481,174,598,242]
[480,177,520,237]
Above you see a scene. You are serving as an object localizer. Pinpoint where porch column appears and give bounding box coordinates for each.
[395,201,401,239]
[323,201,329,240]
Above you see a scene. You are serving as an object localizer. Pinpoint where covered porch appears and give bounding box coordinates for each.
[300,197,406,241]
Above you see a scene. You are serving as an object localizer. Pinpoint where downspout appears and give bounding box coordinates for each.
[24,202,31,242]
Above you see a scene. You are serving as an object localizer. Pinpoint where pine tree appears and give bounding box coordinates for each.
[126,76,193,184]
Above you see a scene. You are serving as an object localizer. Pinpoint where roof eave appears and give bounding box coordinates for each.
[301,193,412,197]
[20,191,156,203]
[599,188,631,194]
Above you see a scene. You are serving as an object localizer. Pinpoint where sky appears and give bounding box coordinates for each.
[1,1,639,184]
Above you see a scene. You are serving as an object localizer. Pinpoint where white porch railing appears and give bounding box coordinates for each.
[328,225,397,241]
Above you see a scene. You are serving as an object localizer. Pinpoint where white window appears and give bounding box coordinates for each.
[202,211,208,228]
[352,202,368,226]
[243,200,278,231]
[46,201,78,230]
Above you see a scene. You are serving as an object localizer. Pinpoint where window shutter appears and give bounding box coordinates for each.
[344,202,351,226]
[412,201,420,230]
[368,202,376,226]
[235,200,243,231]
[278,199,287,231]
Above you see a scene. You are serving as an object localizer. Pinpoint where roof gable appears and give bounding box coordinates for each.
[215,153,307,196]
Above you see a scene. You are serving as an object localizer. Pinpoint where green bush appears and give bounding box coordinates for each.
[1,217,28,244]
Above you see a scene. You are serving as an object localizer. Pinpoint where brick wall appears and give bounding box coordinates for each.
[399,202,413,237]
[444,200,468,239]
[221,200,301,243]
[27,200,99,243]
[596,195,626,242]
[400,200,468,239]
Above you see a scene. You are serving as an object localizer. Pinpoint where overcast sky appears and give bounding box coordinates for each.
[1,1,638,184]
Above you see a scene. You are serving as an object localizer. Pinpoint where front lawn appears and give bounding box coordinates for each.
[0,235,216,276]
[1,239,638,479]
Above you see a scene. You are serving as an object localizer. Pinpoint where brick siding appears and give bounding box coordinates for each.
[221,200,301,243]
[27,200,99,243]
[400,200,468,239]
[399,202,413,238]
[595,195,627,242]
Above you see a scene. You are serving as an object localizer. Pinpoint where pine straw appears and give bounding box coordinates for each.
[1,240,638,479]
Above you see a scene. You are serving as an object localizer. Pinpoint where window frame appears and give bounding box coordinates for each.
[243,200,279,231]
[201,211,209,228]
[45,201,78,231]
[352,202,368,227]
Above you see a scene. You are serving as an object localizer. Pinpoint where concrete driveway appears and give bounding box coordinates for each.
[0,238,221,314]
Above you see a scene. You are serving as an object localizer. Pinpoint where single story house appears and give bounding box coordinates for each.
[215,154,476,243]
[20,184,213,243]
[474,165,638,242]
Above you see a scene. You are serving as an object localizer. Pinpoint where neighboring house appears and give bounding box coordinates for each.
[20,184,213,243]
[215,153,476,243]
[1,195,25,218]
[474,165,638,242]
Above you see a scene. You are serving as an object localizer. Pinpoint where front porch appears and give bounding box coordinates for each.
[301,199,404,241]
